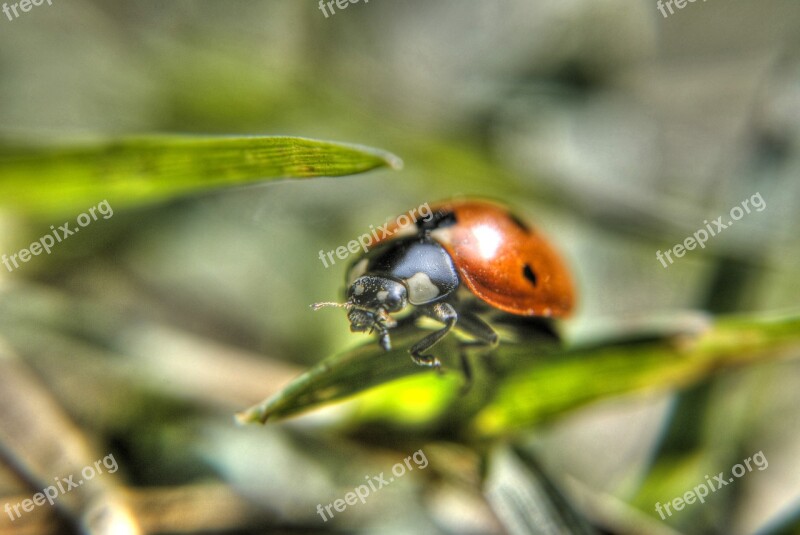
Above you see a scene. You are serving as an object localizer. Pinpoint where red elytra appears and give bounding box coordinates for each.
[370,199,575,318]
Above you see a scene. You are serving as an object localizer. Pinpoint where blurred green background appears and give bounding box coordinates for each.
[1,1,799,534]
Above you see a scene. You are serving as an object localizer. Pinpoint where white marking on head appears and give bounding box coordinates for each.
[354,284,365,296]
[376,290,389,302]
[406,272,440,304]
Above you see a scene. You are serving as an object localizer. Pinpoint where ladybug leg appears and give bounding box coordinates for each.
[457,351,473,392]
[409,302,457,370]
[454,310,499,350]
[451,311,498,391]
[378,329,392,352]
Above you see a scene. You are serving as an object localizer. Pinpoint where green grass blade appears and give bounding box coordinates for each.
[235,322,562,426]
[0,135,402,215]
[471,312,800,438]
[235,325,443,425]
[238,312,800,437]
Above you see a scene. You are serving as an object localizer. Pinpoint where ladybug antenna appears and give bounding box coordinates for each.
[310,300,353,311]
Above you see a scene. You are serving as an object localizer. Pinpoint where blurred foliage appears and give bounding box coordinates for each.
[1,1,799,534]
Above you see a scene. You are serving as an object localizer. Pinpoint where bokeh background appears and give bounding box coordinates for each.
[1,1,799,534]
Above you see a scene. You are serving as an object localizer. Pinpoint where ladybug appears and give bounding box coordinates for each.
[312,199,575,373]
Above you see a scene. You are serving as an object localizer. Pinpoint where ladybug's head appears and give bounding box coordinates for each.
[345,275,407,315]
[345,275,407,347]
[311,275,407,351]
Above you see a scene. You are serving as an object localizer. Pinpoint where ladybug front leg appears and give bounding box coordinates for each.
[378,329,392,352]
[409,302,457,369]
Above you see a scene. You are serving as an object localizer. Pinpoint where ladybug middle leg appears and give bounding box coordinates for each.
[450,309,499,389]
[409,302,457,370]
[409,302,500,387]
[453,309,499,350]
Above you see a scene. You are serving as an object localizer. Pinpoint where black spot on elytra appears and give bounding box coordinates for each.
[523,264,537,287]
[509,212,531,233]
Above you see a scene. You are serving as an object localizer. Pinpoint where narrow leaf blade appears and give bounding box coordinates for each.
[0,135,402,215]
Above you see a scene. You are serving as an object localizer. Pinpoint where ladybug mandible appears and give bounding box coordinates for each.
[312,199,575,371]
